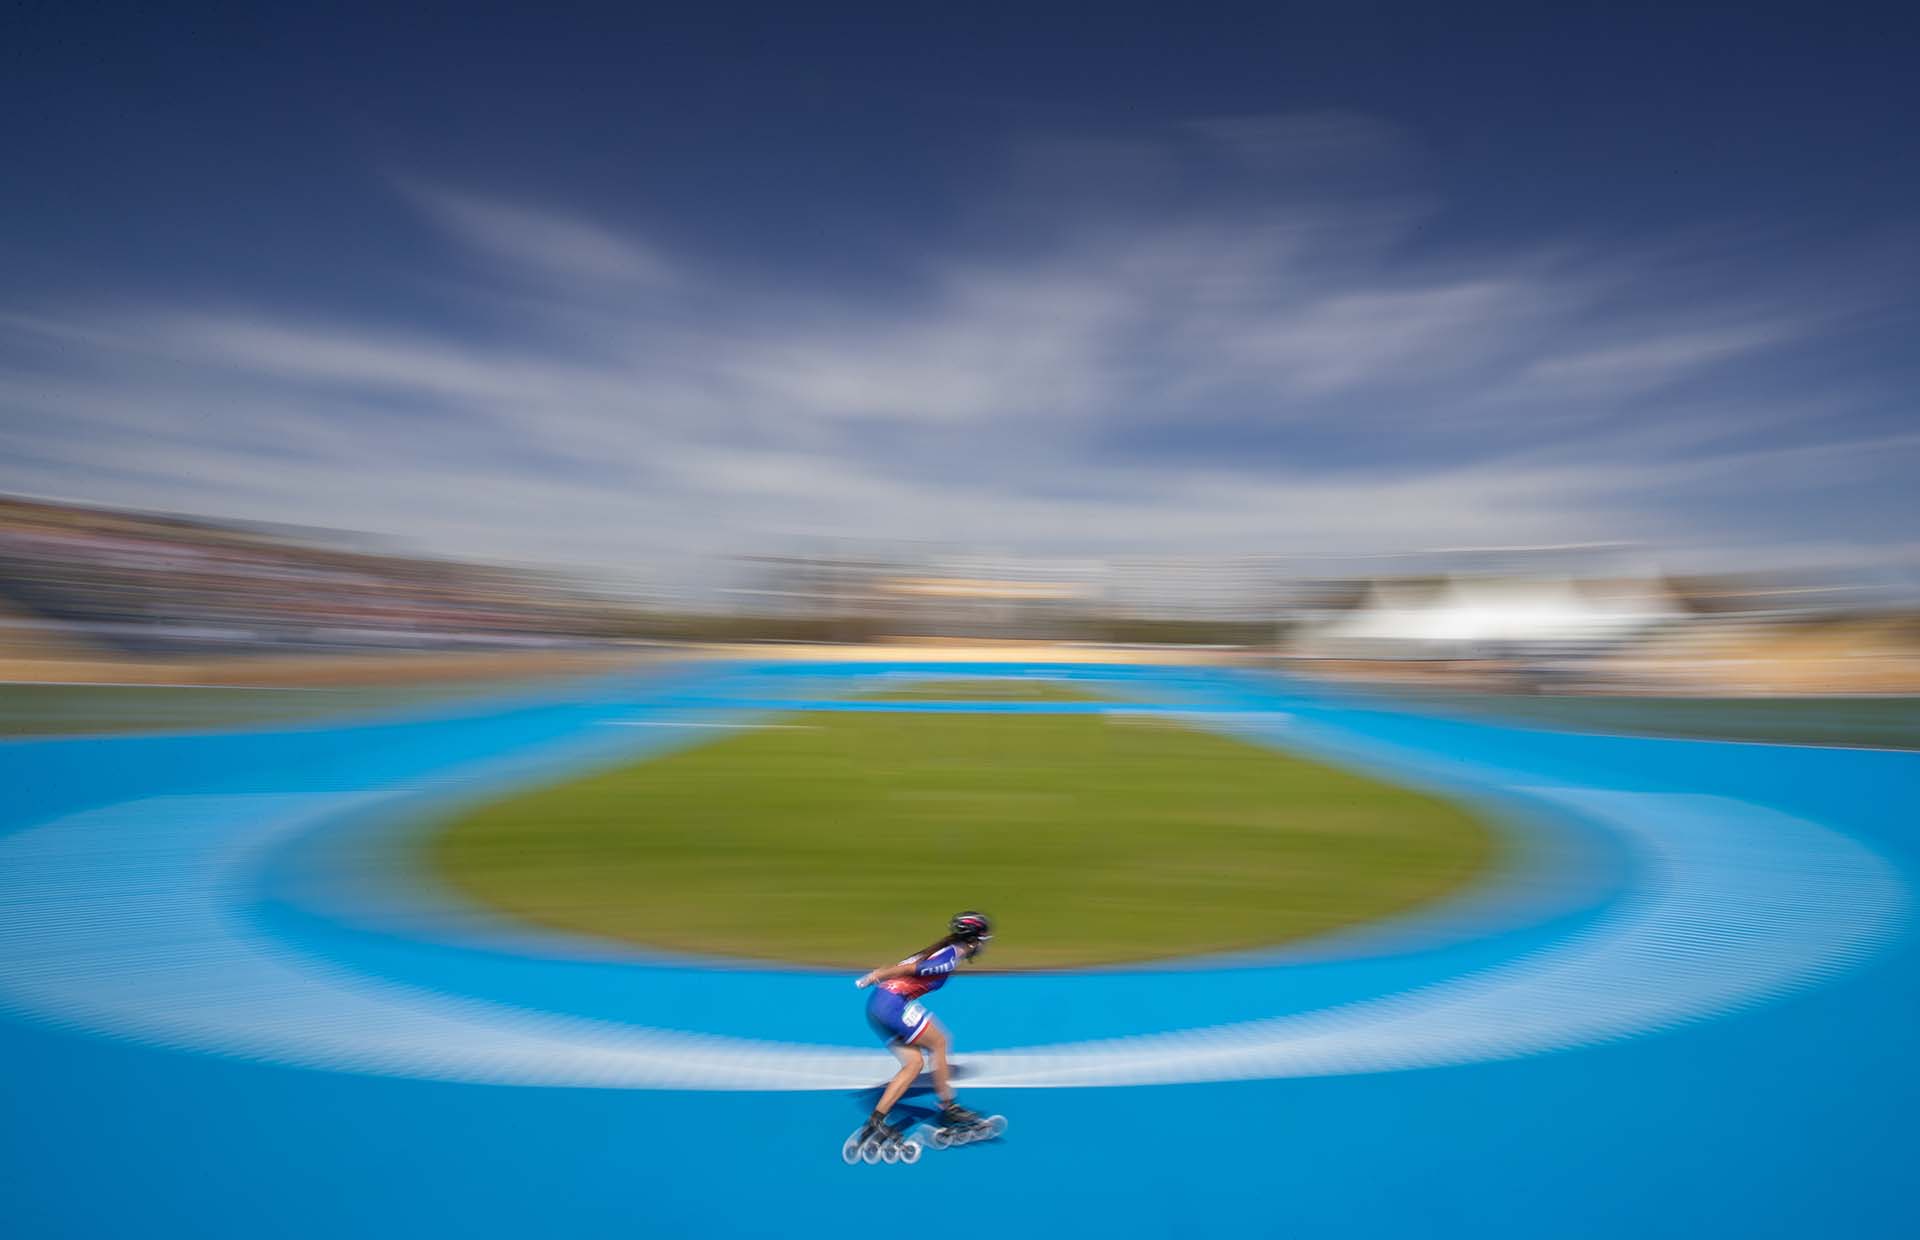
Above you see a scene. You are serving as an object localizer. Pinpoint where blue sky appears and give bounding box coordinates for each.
[2,5,1916,591]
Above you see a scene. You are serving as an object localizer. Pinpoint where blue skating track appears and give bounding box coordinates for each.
[4,661,1916,1238]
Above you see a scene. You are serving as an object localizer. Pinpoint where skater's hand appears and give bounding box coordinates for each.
[855,972,875,989]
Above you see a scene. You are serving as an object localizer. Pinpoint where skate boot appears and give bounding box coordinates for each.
[842,1115,921,1166]
[930,1101,1007,1148]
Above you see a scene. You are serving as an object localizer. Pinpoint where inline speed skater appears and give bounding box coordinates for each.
[843,911,1006,1164]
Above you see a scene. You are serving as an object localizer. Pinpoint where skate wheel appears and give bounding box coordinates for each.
[929,1128,951,1149]
[880,1141,900,1164]
[860,1137,884,1165]
[841,1133,864,1165]
[900,1140,922,1164]
[984,1115,1007,1139]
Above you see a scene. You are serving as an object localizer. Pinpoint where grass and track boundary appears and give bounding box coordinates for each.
[430,684,1498,969]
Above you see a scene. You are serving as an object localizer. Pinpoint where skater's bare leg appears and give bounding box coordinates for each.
[873,1042,923,1118]
[915,1021,956,1106]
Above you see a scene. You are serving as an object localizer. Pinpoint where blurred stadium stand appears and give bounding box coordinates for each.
[0,496,622,656]
[4,494,1917,693]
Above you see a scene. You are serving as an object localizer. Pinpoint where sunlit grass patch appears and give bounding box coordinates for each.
[431,709,1498,968]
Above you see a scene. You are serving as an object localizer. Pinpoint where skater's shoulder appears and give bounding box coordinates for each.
[916,944,961,974]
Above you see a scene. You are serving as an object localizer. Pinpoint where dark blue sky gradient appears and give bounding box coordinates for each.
[8,7,1914,295]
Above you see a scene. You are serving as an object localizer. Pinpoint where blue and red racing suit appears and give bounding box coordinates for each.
[865,944,963,1045]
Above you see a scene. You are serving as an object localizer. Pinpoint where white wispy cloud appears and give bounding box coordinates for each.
[1209,279,1552,395]
[1517,323,1791,395]
[401,181,676,286]
[0,114,1907,591]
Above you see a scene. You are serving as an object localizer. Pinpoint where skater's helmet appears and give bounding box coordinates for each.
[950,910,994,947]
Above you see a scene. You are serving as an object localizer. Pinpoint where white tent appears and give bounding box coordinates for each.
[1292,575,1686,658]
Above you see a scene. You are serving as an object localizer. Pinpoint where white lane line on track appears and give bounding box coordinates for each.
[0,787,1904,1090]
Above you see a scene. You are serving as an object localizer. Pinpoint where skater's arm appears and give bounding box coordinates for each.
[855,961,918,988]
[857,945,961,987]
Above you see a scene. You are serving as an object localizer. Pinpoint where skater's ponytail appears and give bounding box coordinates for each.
[908,933,963,964]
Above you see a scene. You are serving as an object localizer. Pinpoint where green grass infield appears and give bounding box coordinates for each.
[430,704,1499,969]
